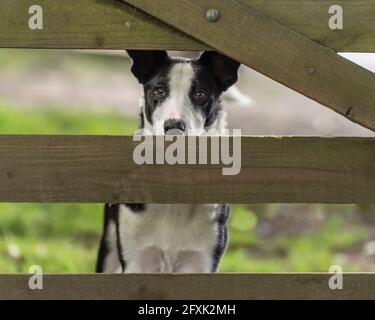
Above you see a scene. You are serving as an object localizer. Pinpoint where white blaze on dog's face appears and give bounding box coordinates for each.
[127,50,240,135]
[152,62,200,134]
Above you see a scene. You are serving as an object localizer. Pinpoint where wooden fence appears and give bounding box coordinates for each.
[0,0,374,299]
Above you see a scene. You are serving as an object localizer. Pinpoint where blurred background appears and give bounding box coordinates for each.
[0,49,374,273]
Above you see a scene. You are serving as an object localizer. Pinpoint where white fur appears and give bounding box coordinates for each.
[224,86,253,108]
[118,204,220,273]
[146,63,206,134]
[101,219,123,273]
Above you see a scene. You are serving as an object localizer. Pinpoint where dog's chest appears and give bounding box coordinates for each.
[118,204,219,252]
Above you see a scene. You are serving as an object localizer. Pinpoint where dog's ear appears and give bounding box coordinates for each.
[198,51,240,92]
[126,50,169,84]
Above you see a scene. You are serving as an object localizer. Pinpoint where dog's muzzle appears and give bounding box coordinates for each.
[164,119,186,135]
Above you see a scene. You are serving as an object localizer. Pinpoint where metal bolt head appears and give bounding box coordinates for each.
[206,8,220,22]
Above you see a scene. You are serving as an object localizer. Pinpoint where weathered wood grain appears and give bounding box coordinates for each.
[0,0,375,52]
[0,273,374,300]
[0,135,374,203]
[124,0,375,132]
[0,0,203,50]
[243,0,375,53]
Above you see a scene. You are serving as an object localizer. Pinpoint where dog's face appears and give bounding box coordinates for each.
[127,50,240,134]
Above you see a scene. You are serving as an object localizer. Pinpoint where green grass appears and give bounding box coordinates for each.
[0,100,138,135]
[0,203,102,273]
[222,206,370,272]
[0,49,130,76]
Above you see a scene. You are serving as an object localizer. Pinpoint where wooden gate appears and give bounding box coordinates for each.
[0,0,374,299]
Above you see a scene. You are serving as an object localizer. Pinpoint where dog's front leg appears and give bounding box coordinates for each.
[172,251,212,273]
[124,247,166,273]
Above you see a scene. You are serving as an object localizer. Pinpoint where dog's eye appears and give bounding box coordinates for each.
[153,87,168,99]
[194,90,207,101]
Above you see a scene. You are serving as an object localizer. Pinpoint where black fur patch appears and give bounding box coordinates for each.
[125,203,146,212]
[139,109,145,128]
[115,207,126,272]
[96,204,121,272]
[142,64,173,124]
[127,50,170,85]
[212,204,231,272]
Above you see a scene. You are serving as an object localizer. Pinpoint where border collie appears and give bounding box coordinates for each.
[96,50,240,273]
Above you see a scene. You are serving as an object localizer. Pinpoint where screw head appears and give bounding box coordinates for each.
[206,8,220,22]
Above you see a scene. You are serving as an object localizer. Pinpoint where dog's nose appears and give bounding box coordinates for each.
[164,119,186,134]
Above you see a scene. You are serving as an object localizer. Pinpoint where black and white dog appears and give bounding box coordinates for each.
[96,50,240,273]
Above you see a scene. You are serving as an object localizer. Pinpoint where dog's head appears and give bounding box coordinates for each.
[127,50,240,134]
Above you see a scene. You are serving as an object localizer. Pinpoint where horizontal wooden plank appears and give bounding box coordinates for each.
[0,274,374,300]
[0,0,204,50]
[0,135,374,203]
[125,0,375,132]
[0,0,374,51]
